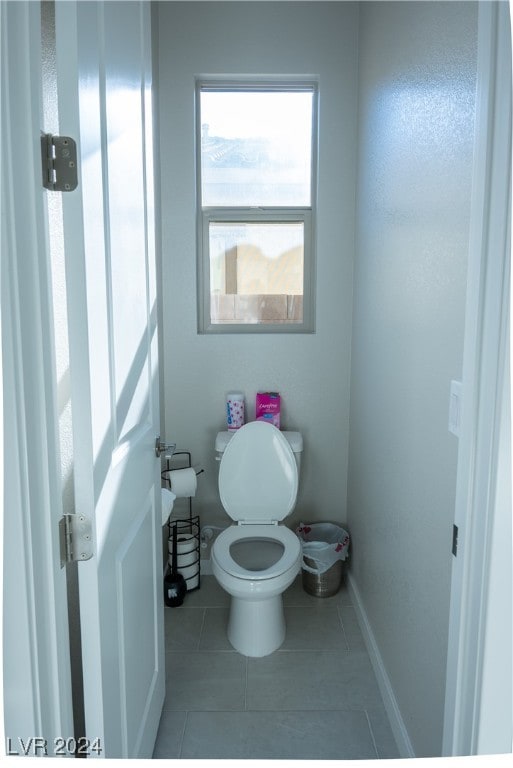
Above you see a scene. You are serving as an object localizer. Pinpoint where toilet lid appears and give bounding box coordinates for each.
[219,421,298,523]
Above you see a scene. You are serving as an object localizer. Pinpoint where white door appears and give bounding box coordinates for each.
[55,1,164,757]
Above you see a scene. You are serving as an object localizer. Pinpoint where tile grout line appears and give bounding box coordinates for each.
[178,711,190,758]
[197,607,207,650]
[336,604,351,651]
[364,708,381,759]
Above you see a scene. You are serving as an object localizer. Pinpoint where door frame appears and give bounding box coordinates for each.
[1,0,74,751]
[442,0,511,756]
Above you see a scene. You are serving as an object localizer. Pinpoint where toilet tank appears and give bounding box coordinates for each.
[215,429,303,473]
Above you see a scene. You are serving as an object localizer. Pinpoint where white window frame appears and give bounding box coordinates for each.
[196,80,318,334]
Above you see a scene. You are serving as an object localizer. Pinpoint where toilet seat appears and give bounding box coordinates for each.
[213,524,301,581]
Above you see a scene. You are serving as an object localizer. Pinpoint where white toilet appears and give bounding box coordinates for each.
[212,421,303,657]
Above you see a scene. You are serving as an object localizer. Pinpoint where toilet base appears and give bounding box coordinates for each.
[227,594,285,657]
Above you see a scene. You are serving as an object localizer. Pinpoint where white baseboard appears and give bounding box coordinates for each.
[347,572,416,759]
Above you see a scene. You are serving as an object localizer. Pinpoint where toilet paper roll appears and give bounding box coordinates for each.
[166,467,197,498]
[161,487,177,526]
[168,533,197,557]
[168,547,197,568]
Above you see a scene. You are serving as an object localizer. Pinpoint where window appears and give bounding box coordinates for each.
[196,83,317,332]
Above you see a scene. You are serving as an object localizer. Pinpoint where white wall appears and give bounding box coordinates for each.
[156,1,358,527]
[348,1,478,758]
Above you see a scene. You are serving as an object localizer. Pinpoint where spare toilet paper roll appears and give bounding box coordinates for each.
[161,487,177,526]
[168,534,199,590]
[168,533,197,557]
[166,467,197,498]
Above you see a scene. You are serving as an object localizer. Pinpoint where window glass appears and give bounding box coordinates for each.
[197,83,316,333]
[209,221,304,325]
[200,90,313,207]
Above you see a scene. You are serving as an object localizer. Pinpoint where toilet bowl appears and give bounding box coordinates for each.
[211,421,303,657]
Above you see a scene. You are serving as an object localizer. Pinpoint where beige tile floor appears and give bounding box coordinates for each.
[153,574,400,760]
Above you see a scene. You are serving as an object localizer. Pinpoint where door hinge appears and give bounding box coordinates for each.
[452,524,459,557]
[41,133,78,192]
[59,513,93,568]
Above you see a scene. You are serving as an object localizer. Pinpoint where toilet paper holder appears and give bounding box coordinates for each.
[167,515,200,594]
[162,450,202,595]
